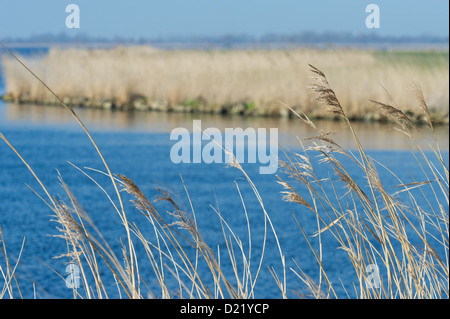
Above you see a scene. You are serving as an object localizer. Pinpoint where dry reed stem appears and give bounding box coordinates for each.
[280,65,448,299]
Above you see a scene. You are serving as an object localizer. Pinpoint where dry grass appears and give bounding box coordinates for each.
[279,65,449,298]
[2,46,449,122]
[0,43,448,299]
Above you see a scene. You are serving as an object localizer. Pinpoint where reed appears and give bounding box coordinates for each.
[0,42,448,298]
[279,65,448,298]
[1,47,449,123]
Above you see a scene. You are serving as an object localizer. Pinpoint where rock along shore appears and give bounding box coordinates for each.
[2,93,449,126]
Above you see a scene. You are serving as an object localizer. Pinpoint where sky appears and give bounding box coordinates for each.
[0,0,448,40]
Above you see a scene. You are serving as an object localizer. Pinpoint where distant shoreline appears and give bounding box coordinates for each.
[1,41,449,51]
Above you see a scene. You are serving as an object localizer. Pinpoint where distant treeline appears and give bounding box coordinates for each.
[1,31,448,47]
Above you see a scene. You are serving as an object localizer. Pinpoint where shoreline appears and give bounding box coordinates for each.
[2,94,449,126]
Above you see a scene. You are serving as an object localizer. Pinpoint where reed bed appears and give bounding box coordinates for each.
[2,46,449,123]
[0,43,448,299]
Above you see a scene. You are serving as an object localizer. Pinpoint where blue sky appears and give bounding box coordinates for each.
[0,0,448,39]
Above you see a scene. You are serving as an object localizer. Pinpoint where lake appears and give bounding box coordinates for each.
[0,50,448,299]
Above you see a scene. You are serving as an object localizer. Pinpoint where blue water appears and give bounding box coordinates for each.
[0,48,448,299]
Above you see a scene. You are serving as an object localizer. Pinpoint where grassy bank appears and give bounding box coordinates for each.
[1,47,449,124]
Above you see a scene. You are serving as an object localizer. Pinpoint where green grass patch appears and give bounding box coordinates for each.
[373,50,449,68]
[245,101,256,111]
[182,98,204,109]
